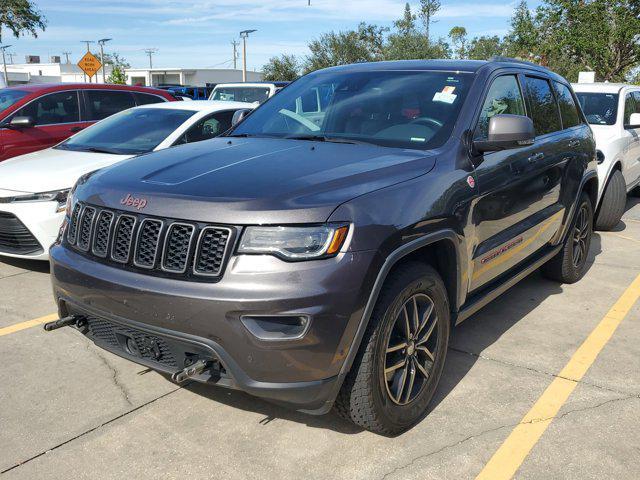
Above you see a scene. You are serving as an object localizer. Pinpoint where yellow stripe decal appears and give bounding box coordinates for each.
[475,272,640,480]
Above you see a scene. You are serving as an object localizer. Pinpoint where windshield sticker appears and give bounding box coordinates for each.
[442,86,456,94]
[410,137,426,142]
[433,91,457,104]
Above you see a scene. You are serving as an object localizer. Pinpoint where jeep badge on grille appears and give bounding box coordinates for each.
[120,194,148,210]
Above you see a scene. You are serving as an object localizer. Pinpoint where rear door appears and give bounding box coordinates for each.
[82,89,137,122]
[470,73,566,291]
[1,90,86,159]
[621,90,640,189]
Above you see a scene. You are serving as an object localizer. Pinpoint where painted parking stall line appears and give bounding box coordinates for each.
[0,314,57,337]
[475,272,640,480]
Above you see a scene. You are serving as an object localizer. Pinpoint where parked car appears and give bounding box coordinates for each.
[0,100,254,260]
[573,83,640,230]
[0,83,176,162]
[47,59,597,435]
[209,81,289,104]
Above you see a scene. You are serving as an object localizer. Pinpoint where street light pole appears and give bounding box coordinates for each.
[0,45,11,86]
[97,38,112,83]
[239,29,256,82]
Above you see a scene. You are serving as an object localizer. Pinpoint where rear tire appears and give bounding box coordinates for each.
[542,192,593,284]
[334,262,450,435]
[595,170,626,231]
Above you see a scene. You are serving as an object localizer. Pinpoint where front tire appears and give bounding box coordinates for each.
[334,262,450,435]
[542,192,593,283]
[595,169,626,231]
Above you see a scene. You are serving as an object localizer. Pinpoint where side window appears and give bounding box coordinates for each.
[85,90,136,121]
[525,76,561,136]
[14,91,80,126]
[474,75,525,140]
[623,92,640,125]
[134,93,165,106]
[176,110,235,145]
[554,82,581,129]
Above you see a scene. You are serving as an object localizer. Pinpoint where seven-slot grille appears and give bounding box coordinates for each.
[66,203,232,280]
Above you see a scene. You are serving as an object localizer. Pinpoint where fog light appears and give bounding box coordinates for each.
[240,315,310,341]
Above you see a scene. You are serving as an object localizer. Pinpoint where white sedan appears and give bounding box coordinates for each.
[0,100,254,260]
[573,83,640,230]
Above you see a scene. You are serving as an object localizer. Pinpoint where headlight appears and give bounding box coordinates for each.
[238,224,350,260]
[8,189,70,213]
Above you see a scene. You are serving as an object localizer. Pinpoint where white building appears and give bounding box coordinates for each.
[3,60,113,85]
[124,68,263,87]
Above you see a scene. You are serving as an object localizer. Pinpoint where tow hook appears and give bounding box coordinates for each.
[171,359,210,383]
[43,315,85,331]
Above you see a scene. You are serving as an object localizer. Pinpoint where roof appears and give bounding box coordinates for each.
[131,100,255,112]
[213,82,285,89]
[3,82,173,96]
[571,82,638,94]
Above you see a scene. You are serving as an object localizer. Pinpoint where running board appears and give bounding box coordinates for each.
[455,245,561,325]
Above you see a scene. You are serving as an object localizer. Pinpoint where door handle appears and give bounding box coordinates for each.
[527,152,545,163]
[70,126,84,133]
[568,139,580,148]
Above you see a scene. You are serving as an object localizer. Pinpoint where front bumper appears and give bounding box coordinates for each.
[0,201,63,260]
[50,244,379,412]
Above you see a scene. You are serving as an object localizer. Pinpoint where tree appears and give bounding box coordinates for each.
[104,53,130,85]
[467,35,505,60]
[419,0,441,41]
[503,0,539,60]
[0,0,46,44]
[534,0,640,81]
[448,26,467,59]
[304,23,387,73]
[262,54,301,81]
[395,3,417,37]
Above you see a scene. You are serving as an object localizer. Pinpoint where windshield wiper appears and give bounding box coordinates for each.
[84,147,124,155]
[284,134,372,145]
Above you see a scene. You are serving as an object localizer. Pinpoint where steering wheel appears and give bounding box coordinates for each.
[409,117,443,129]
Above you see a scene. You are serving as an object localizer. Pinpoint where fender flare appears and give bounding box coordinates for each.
[338,229,463,379]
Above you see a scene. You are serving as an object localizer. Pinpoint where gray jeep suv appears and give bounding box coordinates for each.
[48,59,597,435]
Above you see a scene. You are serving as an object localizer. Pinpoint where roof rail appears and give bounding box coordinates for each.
[489,56,548,70]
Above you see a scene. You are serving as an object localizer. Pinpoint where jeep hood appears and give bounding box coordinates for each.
[81,137,436,224]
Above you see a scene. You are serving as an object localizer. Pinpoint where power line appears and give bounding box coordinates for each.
[62,51,72,64]
[144,48,158,69]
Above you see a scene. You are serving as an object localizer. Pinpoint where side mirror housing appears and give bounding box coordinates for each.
[231,108,252,126]
[8,116,35,129]
[625,113,640,129]
[473,114,535,154]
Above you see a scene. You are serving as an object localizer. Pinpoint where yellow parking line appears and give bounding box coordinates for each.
[476,272,640,480]
[0,313,57,337]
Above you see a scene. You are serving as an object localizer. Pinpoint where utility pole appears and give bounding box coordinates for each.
[239,30,256,82]
[97,38,112,83]
[62,51,72,64]
[0,45,11,86]
[231,40,239,70]
[6,52,15,64]
[144,48,157,69]
[80,40,94,82]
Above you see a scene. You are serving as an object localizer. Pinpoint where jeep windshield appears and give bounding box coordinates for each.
[575,92,619,125]
[230,70,472,149]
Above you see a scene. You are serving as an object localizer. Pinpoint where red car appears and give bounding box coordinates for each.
[0,83,176,161]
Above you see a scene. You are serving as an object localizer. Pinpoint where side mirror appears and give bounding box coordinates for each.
[231,108,252,126]
[473,114,535,154]
[625,113,640,129]
[8,116,35,129]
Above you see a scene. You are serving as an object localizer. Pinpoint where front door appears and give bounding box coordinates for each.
[470,73,567,292]
[621,91,640,189]
[1,90,88,160]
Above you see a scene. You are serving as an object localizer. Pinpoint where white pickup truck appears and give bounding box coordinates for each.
[573,83,640,230]
[209,82,289,104]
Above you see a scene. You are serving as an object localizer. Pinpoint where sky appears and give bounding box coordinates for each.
[4,0,541,71]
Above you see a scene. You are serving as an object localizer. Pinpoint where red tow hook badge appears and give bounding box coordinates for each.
[466,175,476,188]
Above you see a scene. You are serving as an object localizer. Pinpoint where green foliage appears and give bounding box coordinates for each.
[448,26,467,59]
[304,23,387,73]
[104,53,130,85]
[262,54,301,81]
[467,36,505,60]
[0,0,46,43]
[419,0,441,39]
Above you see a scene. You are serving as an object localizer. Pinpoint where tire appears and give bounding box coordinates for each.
[595,170,626,231]
[334,262,450,435]
[542,192,593,284]
[632,185,640,197]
